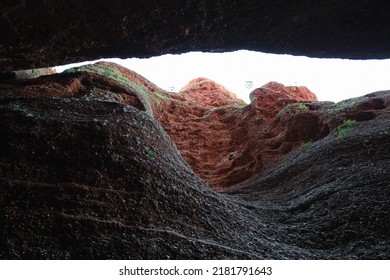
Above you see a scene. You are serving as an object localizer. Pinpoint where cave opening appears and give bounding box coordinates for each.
[54,50,390,103]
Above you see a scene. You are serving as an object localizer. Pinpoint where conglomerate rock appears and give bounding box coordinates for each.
[2,1,390,72]
[0,62,320,188]
[0,62,389,259]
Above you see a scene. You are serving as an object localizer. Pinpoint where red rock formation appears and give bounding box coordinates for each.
[4,62,386,191]
[155,79,319,189]
[250,81,317,119]
[180,77,245,108]
[1,62,390,260]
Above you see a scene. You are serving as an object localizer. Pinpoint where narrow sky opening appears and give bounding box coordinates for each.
[56,50,390,103]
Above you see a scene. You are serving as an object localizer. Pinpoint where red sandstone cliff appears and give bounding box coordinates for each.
[155,78,319,189]
[179,77,245,108]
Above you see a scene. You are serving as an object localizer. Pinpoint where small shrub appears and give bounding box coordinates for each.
[337,119,357,138]
[301,141,313,150]
[284,103,308,116]
[328,100,357,114]
[147,150,157,158]
[12,103,23,111]
[298,103,309,111]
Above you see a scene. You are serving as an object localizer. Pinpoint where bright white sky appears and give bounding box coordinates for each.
[56,50,390,103]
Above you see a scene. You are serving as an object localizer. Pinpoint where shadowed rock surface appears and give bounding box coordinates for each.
[2,1,390,71]
[0,63,389,259]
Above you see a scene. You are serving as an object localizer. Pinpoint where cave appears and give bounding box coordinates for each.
[0,1,389,261]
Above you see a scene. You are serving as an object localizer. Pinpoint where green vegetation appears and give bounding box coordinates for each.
[93,66,176,110]
[285,103,309,115]
[97,68,123,81]
[63,67,77,73]
[234,103,247,109]
[337,119,357,138]
[147,150,157,158]
[298,103,309,112]
[76,65,156,114]
[11,103,22,111]
[150,91,176,107]
[328,100,357,114]
[62,63,179,115]
[213,104,246,110]
[301,141,313,150]
[152,91,172,100]
[287,107,294,115]
[202,103,246,118]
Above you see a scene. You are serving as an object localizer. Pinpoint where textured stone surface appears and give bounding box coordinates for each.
[2,1,390,72]
[2,61,386,191]
[158,80,319,189]
[250,81,318,119]
[179,77,245,108]
[1,62,389,259]
[13,67,56,80]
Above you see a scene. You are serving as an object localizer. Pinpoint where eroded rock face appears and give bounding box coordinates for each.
[154,78,318,189]
[250,81,318,119]
[2,1,390,72]
[3,62,387,190]
[1,62,389,259]
[55,63,320,188]
[0,97,262,259]
[229,108,390,258]
[180,77,246,108]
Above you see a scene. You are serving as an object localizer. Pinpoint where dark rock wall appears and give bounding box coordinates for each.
[2,1,390,71]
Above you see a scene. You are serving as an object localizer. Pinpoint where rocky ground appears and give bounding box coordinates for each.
[0,62,389,259]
